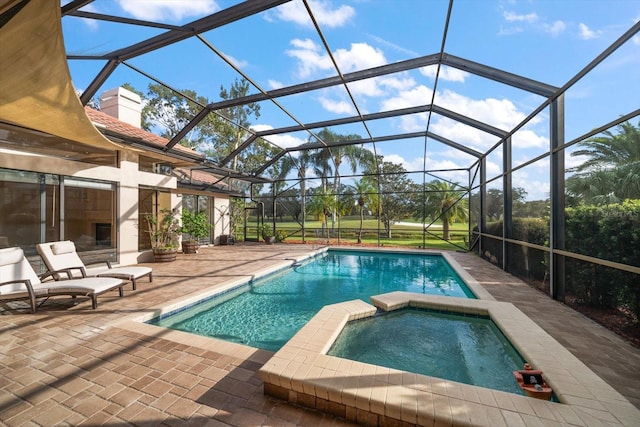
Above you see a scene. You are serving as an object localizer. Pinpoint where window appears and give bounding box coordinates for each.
[0,169,116,266]
[63,178,116,252]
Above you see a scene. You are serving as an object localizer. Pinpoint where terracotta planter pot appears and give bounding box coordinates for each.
[152,248,177,262]
[182,241,198,254]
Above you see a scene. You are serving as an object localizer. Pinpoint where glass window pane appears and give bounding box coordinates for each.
[63,178,116,252]
[0,169,40,251]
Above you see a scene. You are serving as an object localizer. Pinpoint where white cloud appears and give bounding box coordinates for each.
[286,39,388,80]
[347,79,384,97]
[511,129,548,149]
[430,118,499,149]
[271,0,355,28]
[286,38,332,78]
[381,85,434,113]
[268,80,284,90]
[436,90,528,132]
[382,153,418,172]
[504,11,538,23]
[565,151,590,170]
[376,82,548,153]
[484,160,501,177]
[512,174,549,200]
[377,75,416,92]
[498,25,524,36]
[333,43,387,72]
[420,65,469,83]
[219,52,247,69]
[543,20,566,36]
[500,10,565,38]
[319,97,353,114]
[75,3,100,30]
[251,124,304,149]
[116,0,218,21]
[379,85,434,131]
[578,23,602,40]
[286,40,392,108]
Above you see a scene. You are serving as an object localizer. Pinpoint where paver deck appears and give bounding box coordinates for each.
[1,244,638,426]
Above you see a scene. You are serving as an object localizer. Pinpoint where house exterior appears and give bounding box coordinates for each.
[0,87,234,270]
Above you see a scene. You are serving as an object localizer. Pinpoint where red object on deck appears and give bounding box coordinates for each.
[513,363,553,400]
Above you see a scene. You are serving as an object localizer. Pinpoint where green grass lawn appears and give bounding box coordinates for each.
[244,217,469,250]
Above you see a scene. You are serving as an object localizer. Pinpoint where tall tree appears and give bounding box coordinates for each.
[212,78,262,171]
[306,186,336,238]
[567,120,640,205]
[277,151,315,227]
[373,158,414,238]
[305,128,372,230]
[421,181,469,240]
[276,129,372,230]
[138,78,267,170]
[142,83,214,150]
[482,187,527,221]
[354,178,377,244]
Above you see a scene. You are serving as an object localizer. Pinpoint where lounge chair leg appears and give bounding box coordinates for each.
[131,278,136,291]
[91,296,98,309]
[118,286,124,297]
[148,272,153,283]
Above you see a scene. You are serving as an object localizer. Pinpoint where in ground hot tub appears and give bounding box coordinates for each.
[259,291,638,426]
[327,307,526,396]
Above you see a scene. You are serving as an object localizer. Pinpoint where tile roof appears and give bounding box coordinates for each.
[84,107,202,157]
[85,107,227,189]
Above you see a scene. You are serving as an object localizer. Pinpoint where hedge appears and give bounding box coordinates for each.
[564,200,640,317]
[476,201,640,319]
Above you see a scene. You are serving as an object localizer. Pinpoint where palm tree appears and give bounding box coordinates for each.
[306,129,372,230]
[567,120,640,204]
[277,151,314,228]
[423,181,469,240]
[354,179,377,244]
[307,187,335,239]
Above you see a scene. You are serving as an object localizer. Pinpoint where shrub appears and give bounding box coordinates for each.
[565,200,640,317]
[477,218,548,281]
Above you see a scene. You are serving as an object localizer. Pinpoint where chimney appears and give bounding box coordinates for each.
[99,87,142,128]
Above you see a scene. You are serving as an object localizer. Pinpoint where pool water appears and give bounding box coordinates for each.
[328,308,526,395]
[150,250,474,351]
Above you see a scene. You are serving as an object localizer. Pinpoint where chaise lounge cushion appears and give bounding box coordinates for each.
[0,247,42,294]
[1,247,125,312]
[44,276,124,295]
[51,241,76,255]
[36,241,152,289]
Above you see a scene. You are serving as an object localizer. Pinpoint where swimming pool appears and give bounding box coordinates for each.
[149,249,475,351]
[327,307,526,395]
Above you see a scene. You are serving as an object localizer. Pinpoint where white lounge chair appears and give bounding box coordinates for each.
[0,247,125,312]
[36,241,152,290]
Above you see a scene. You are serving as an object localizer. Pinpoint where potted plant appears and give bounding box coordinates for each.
[259,224,276,244]
[144,208,181,262]
[179,210,211,254]
[276,230,288,243]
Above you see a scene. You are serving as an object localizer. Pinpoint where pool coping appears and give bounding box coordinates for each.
[258,292,640,426]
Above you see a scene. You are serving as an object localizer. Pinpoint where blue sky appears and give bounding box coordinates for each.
[62,0,640,200]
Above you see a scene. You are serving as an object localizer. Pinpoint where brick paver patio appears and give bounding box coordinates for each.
[1,244,638,426]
